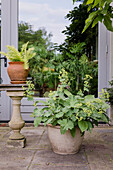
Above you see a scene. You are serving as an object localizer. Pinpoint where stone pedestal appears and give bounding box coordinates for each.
[0,84,28,148]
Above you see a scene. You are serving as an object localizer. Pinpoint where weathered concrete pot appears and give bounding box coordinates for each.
[47,124,84,155]
[109,105,113,125]
[7,62,29,84]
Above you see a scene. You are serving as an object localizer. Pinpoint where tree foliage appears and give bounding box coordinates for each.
[59,42,98,96]
[73,0,113,32]
[18,21,53,51]
[61,4,97,60]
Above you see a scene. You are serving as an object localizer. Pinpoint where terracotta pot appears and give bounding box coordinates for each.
[47,124,84,155]
[7,62,29,84]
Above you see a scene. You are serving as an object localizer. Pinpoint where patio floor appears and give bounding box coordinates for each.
[0,125,113,170]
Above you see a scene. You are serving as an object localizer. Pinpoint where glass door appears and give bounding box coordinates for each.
[0,0,18,121]
[0,0,10,121]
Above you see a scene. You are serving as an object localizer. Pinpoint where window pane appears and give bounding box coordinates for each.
[18,1,98,97]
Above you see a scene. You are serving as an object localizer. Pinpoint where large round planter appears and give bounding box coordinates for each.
[7,62,29,84]
[47,124,84,155]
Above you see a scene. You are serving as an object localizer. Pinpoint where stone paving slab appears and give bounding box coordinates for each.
[0,125,113,170]
[21,127,46,149]
[29,149,89,170]
[36,130,51,150]
[83,127,113,170]
[0,148,35,170]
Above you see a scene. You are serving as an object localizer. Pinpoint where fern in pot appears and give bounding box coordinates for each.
[0,42,36,84]
[26,69,110,155]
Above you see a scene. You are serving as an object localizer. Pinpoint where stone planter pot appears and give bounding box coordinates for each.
[47,124,84,155]
[109,105,113,125]
[7,62,29,84]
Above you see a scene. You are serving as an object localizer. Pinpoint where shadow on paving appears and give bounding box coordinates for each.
[0,125,113,170]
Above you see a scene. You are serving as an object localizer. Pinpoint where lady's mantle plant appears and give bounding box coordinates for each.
[26,69,110,137]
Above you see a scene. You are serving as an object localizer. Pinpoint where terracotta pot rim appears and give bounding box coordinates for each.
[8,61,24,64]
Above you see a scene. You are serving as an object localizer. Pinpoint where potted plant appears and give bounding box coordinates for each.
[105,79,113,124]
[0,42,36,84]
[26,69,110,155]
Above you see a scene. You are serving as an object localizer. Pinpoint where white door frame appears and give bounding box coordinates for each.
[98,22,113,92]
[0,0,18,121]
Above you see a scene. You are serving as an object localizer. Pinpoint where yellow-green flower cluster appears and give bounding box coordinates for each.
[76,113,84,121]
[83,108,92,117]
[53,97,56,101]
[76,103,82,108]
[83,75,93,80]
[78,117,83,121]
[49,91,56,97]
[59,69,69,84]
[86,102,91,107]
[98,109,103,114]
[99,89,109,101]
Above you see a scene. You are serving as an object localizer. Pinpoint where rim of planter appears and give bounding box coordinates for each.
[47,124,80,131]
[47,124,60,129]
[8,61,24,64]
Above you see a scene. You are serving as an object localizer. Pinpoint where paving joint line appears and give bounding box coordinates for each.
[27,129,45,170]
[84,147,92,170]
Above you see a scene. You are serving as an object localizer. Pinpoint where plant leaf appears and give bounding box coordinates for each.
[78,120,88,132]
[84,95,94,102]
[86,0,94,5]
[60,127,67,134]
[87,121,93,133]
[56,112,64,118]
[65,120,74,130]
[34,117,42,127]
[73,0,76,4]
[93,0,100,8]
[82,20,92,33]
[64,89,72,97]
[103,15,113,32]
[70,128,76,137]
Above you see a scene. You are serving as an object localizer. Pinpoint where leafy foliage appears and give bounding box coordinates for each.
[58,4,98,96]
[60,42,98,96]
[18,21,53,51]
[29,42,98,97]
[25,69,110,137]
[61,4,97,60]
[73,0,113,32]
[29,45,61,96]
[18,21,97,96]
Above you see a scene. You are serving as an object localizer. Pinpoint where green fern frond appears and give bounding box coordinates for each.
[6,45,22,61]
[0,51,10,59]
